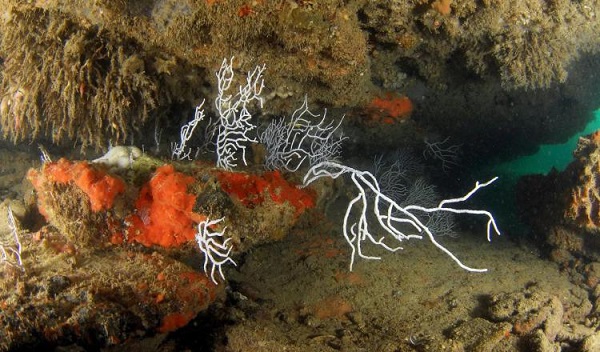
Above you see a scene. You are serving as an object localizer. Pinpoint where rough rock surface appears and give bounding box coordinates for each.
[0,0,599,162]
[0,155,315,350]
[518,130,600,261]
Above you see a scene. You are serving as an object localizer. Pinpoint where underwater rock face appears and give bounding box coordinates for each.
[565,131,600,230]
[446,285,591,351]
[1,0,599,162]
[517,130,600,260]
[0,156,314,349]
[26,156,313,250]
[0,9,162,150]
[0,243,222,350]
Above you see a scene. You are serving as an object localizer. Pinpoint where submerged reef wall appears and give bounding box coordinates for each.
[517,130,600,263]
[0,6,206,150]
[362,0,600,90]
[0,0,599,160]
[0,155,316,349]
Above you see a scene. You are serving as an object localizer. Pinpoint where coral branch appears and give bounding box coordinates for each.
[1,205,24,271]
[303,161,500,272]
[195,217,237,284]
[171,100,206,160]
[423,136,461,172]
[260,97,346,172]
[214,57,265,170]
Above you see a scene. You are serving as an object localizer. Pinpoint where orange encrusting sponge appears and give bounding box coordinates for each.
[157,271,220,333]
[367,93,413,125]
[27,158,126,213]
[71,162,126,212]
[125,164,206,248]
[216,169,315,217]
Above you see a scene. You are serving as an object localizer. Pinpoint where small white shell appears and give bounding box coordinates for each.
[92,146,142,168]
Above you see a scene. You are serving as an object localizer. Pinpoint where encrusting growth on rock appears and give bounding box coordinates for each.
[7,153,317,349]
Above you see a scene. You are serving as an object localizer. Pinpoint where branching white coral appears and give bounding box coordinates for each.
[303,161,500,272]
[260,97,346,172]
[423,136,461,173]
[171,100,205,160]
[168,57,264,168]
[1,205,24,271]
[214,57,265,170]
[195,217,237,284]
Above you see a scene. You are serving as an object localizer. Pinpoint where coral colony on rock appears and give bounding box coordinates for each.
[0,57,501,350]
[2,1,600,350]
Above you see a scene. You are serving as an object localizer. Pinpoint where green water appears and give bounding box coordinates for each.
[494,109,600,177]
[476,109,600,235]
